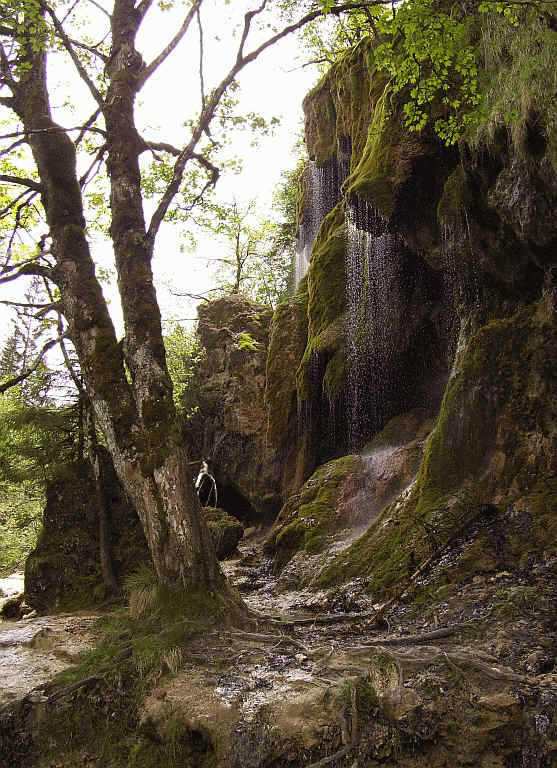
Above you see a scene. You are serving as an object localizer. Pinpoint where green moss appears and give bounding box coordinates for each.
[347,85,396,218]
[34,604,216,767]
[296,204,347,401]
[202,507,243,560]
[323,347,346,401]
[437,164,473,226]
[267,455,361,571]
[303,38,384,171]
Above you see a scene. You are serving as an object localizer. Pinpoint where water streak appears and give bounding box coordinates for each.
[295,142,351,287]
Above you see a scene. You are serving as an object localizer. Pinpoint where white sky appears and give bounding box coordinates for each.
[0,0,321,342]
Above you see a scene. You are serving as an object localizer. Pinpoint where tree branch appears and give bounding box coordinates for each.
[197,7,205,108]
[0,188,37,219]
[67,36,109,63]
[74,108,103,148]
[0,334,67,394]
[138,0,204,87]
[145,0,383,251]
[39,0,104,106]
[0,125,106,140]
[143,140,181,156]
[0,261,53,285]
[0,174,42,192]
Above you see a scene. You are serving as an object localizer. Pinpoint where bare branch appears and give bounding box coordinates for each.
[197,7,205,108]
[145,1,382,250]
[0,174,42,192]
[67,36,109,63]
[39,0,104,106]
[143,140,181,156]
[138,0,204,87]
[0,334,67,394]
[0,125,106,140]
[237,0,268,66]
[0,137,26,158]
[0,260,53,285]
[43,277,85,395]
[191,152,219,184]
[79,145,106,187]
[0,188,37,219]
[74,108,103,148]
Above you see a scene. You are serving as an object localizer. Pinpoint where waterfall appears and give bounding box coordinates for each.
[346,198,405,449]
[295,139,351,287]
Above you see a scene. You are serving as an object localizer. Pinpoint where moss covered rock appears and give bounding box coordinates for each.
[25,454,148,613]
[264,455,363,573]
[202,507,243,560]
[265,294,308,450]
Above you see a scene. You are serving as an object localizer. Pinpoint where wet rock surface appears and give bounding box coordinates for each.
[0,612,100,708]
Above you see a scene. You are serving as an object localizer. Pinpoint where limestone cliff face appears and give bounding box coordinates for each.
[266,26,556,589]
[187,295,282,524]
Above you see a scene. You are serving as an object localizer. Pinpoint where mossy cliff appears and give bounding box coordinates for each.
[267,6,556,596]
[284,37,456,474]
[25,452,148,613]
[264,292,309,499]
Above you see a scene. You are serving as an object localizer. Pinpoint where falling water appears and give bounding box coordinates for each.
[346,198,406,449]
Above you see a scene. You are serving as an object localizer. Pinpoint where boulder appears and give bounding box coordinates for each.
[202,507,244,560]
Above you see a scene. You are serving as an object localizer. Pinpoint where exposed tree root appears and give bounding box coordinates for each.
[249,609,376,627]
[226,630,309,653]
[356,625,457,646]
[306,746,351,767]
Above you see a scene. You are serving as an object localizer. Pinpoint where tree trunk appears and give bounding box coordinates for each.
[86,406,119,594]
[10,8,227,594]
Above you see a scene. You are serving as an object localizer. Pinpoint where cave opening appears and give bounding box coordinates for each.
[217,483,258,526]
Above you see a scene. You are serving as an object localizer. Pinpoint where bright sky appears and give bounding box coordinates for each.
[0,0,321,342]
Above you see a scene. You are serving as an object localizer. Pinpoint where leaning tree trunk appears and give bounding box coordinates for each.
[9,9,226,594]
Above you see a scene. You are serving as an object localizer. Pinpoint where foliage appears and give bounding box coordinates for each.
[0,300,83,574]
[163,323,204,416]
[0,394,82,574]
[0,478,42,575]
[279,0,385,72]
[471,4,557,155]
[202,196,293,308]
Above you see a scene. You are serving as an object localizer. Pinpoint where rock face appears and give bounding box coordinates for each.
[25,453,148,613]
[187,295,283,525]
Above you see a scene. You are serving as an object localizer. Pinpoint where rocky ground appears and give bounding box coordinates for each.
[1,531,556,767]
